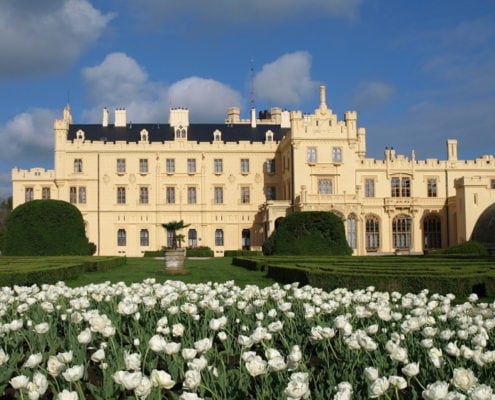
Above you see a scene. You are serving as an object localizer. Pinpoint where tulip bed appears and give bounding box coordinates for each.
[0,279,494,399]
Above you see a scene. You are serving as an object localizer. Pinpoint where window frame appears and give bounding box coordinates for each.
[117,186,126,204]
[307,147,317,163]
[187,187,197,204]
[364,178,375,198]
[166,158,175,174]
[117,229,126,246]
[318,178,333,195]
[427,178,438,197]
[116,158,126,174]
[74,158,83,173]
[41,187,51,200]
[215,229,224,246]
[187,158,197,174]
[240,186,250,204]
[166,186,175,204]
[332,147,343,163]
[213,159,223,174]
[139,186,149,204]
[139,158,149,174]
[140,229,149,247]
[240,158,250,174]
[25,187,34,202]
[214,186,224,204]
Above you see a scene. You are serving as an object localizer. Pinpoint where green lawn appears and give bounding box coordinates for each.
[64,257,276,288]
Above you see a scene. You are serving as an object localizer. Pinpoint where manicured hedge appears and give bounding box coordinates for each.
[3,200,91,256]
[262,212,352,256]
[224,250,263,257]
[231,255,495,297]
[0,257,125,287]
[144,247,214,257]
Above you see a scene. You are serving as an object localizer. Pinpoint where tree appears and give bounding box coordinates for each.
[262,211,352,256]
[0,196,13,253]
[3,199,91,256]
[162,220,190,250]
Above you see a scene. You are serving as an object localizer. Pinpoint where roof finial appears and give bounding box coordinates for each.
[320,85,327,109]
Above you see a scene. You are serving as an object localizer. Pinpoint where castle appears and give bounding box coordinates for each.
[11,86,495,256]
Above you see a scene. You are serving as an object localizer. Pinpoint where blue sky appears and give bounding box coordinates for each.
[1,0,494,198]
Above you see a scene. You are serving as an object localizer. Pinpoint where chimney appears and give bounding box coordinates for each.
[250,108,257,128]
[226,107,240,123]
[447,139,458,161]
[115,108,127,127]
[102,107,109,127]
[319,85,328,109]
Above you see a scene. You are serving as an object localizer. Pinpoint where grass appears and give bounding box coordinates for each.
[64,257,276,288]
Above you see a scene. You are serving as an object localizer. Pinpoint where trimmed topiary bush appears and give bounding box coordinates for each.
[434,240,490,257]
[262,211,352,256]
[3,200,91,256]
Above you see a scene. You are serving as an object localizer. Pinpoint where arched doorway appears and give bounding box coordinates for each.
[423,214,441,250]
[242,229,251,250]
[392,214,412,250]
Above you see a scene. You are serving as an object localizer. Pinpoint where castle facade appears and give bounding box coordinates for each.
[12,86,495,256]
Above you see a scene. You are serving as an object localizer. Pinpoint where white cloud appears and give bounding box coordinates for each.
[129,0,362,23]
[0,109,55,164]
[352,81,395,111]
[253,52,319,107]
[0,0,113,78]
[82,53,242,123]
[168,78,241,122]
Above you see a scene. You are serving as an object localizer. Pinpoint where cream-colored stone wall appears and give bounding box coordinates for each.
[12,86,495,256]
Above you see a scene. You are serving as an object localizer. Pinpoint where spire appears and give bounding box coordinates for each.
[63,104,72,123]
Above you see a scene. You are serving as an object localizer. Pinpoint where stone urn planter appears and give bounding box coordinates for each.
[162,220,190,274]
[164,248,186,273]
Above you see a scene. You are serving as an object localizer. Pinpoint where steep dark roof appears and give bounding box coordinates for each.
[68,123,289,143]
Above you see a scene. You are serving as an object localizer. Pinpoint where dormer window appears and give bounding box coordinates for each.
[265,130,274,142]
[175,125,187,139]
[213,129,222,141]
[140,129,149,142]
[76,129,85,141]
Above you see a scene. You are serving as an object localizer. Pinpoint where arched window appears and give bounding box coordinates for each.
[365,215,380,251]
[213,129,222,141]
[188,229,198,248]
[423,214,441,249]
[140,229,149,247]
[242,229,251,250]
[117,229,126,246]
[346,214,357,249]
[393,214,412,249]
[215,229,224,246]
[140,129,149,142]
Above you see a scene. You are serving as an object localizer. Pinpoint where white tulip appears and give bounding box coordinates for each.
[10,375,30,389]
[0,348,10,366]
[451,368,477,391]
[134,375,153,399]
[57,389,78,400]
[150,369,175,389]
[183,369,201,391]
[422,381,449,400]
[401,362,420,377]
[62,365,84,382]
[148,335,167,352]
[364,367,379,382]
[368,377,390,398]
[468,384,494,400]
[23,353,43,368]
[91,349,105,362]
[33,322,49,334]
[124,351,141,371]
[77,328,92,344]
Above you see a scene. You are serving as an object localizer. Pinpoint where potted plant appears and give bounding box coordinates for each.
[162,220,190,272]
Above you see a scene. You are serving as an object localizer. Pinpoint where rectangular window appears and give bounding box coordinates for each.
[266,186,276,201]
[427,179,437,197]
[78,187,86,204]
[139,159,149,174]
[74,158,83,173]
[214,159,223,174]
[240,158,250,173]
[187,158,196,173]
[332,147,343,163]
[265,159,276,173]
[117,229,126,246]
[364,179,375,198]
[215,229,224,246]
[391,176,411,197]
[214,186,223,204]
[491,179,495,189]
[42,187,51,200]
[401,177,411,197]
[117,158,126,174]
[318,179,333,194]
[166,187,175,204]
[70,186,77,204]
[307,147,317,163]
[117,186,126,204]
[140,229,149,246]
[187,187,197,204]
[139,187,149,204]
[241,186,250,204]
[25,187,34,202]
[166,158,175,173]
